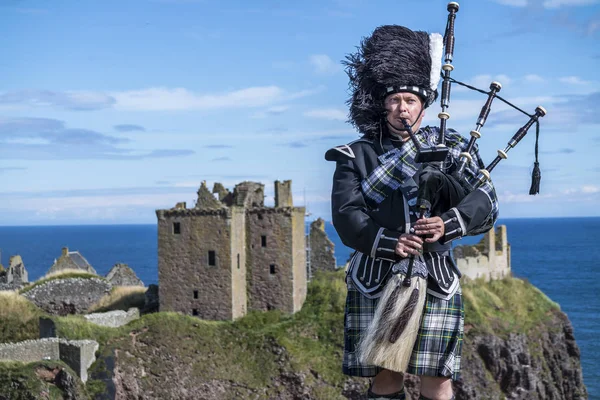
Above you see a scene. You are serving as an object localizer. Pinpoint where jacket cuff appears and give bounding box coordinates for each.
[370,228,400,261]
[440,207,466,244]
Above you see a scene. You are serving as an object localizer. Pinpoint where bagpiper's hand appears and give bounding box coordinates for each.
[395,233,423,258]
[414,216,445,243]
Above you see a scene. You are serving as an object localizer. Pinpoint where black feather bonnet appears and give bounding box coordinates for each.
[343,25,443,138]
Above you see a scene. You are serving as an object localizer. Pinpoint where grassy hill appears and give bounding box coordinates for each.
[1,270,574,399]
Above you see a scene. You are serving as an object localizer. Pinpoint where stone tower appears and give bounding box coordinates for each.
[274,180,293,208]
[156,180,306,320]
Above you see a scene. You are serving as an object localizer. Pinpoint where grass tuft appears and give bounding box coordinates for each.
[462,276,560,336]
[0,290,45,343]
[88,285,146,313]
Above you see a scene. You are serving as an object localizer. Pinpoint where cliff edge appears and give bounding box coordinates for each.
[0,272,587,399]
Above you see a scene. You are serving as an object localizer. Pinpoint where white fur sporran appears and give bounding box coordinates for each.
[357,259,428,373]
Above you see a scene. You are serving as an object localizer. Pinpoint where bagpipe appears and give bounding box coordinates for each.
[358,2,546,373]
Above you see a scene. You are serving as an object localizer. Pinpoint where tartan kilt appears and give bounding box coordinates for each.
[342,276,464,381]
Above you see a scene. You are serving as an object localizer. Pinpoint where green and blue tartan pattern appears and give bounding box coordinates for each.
[360,126,499,234]
[343,277,464,380]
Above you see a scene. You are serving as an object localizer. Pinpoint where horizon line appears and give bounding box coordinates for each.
[0,215,599,228]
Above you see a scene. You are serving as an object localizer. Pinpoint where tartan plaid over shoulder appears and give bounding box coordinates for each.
[360,126,499,236]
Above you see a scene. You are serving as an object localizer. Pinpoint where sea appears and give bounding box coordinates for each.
[0,217,598,398]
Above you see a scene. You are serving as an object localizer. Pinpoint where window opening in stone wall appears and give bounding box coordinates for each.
[192,309,199,316]
[270,264,276,274]
[193,290,198,299]
[173,222,181,234]
[237,254,240,269]
[258,213,263,220]
[208,250,216,266]
[261,235,267,247]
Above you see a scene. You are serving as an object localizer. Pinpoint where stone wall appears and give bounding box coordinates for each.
[157,180,309,321]
[158,212,234,320]
[0,254,29,289]
[246,208,294,312]
[274,180,293,208]
[22,278,112,315]
[454,225,511,281]
[6,255,28,284]
[84,308,140,328]
[230,207,247,319]
[309,218,337,275]
[47,247,97,275]
[196,181,223,209]
[106,263,144,286]
[233,182,265,208]
[0,338,59,363]
[58,340,99,383]
[291,208,307,313]
[0,338,98,383]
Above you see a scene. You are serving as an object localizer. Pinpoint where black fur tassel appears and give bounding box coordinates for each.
[529,162,541,195]
[529,121,541,195]
[388,287,419,344]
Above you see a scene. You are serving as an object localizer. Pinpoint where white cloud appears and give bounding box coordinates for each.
[309,54,342,75]
[498,186,600,203]
[303,108,347,121]
[543,0,599,8]
[250,105,291,119]
[266,105,290,114]
[582,185,600,193]
[0,90,115,110]
[423,96,540,123]
[453,74,512,93]
[561,185,600,195]
[112,86,284,111]
[1,85,324,113]
[559,76,592,85]
[524,74,545,83]
[494,0,528,6]
[499,192,550,203]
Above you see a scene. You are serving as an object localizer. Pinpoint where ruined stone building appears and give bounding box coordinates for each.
[156,180,307,321]
[0,254,29,288]
[47,247,97,275]
[308,218,336,277]
[106,263,144,287]
[453,225,511,281]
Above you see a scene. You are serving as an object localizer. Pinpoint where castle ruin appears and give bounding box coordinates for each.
[453,225,511,281]
[156,180,307,321]
[47,247,97,275]
[0,254,29,291]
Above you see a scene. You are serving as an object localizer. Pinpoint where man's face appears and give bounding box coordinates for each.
[384,92,425,138]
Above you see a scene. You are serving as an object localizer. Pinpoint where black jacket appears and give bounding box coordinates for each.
[326,129,499,298]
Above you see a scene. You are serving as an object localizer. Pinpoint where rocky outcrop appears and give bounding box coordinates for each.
[0,363,87,400]
[105,263,144,287]
[85,307,586,400]
[85,308,140,328]
[22,278,112,315]
[455,310,587,400]
[309,218,337,274]
[1,274,587,399]
[143,284,159,313]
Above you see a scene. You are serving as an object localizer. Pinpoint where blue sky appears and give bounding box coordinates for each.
[1,0,599,225]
